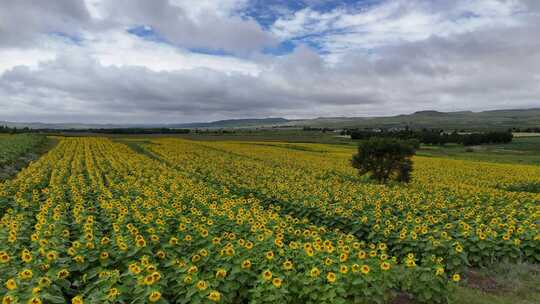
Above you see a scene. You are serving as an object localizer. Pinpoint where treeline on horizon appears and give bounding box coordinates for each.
[1,125,539,139]
[0,126,190,134]
[345,128,514,146]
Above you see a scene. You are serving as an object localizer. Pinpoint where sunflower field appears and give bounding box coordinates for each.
[0,137,538,303]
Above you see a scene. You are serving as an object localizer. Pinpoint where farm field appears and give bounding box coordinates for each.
[0,134,47,167]
[137,131,540,166]
[416,136,540,166]
[0,137,539,303]
[0,134,49,181]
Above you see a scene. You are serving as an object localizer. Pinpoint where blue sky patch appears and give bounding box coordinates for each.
[51,32,83,45]
[242,0,381,29]
[127,25,168,44]
[188,48,232,56]
[263,40,297,55]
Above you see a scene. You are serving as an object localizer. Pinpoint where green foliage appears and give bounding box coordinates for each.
[351,138,417,183]
[450,263,540,304]
[416,136,540,165]
[0,134,46,167]
[348,129,513,146]
[505,182,540,194]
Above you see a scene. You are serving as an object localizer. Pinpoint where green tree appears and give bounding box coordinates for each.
[352,138,417,183]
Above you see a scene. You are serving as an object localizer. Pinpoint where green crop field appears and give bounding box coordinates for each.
[416,136,540,166]
[0,134,48,169]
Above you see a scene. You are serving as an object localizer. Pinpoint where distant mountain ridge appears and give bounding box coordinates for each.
[2,108,539,130]
[170,118,289,128]
[287,108,540,130]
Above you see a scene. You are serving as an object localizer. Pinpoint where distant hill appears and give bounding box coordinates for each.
[171,118,289,129]
[1,108,539,131]
[0,118,290,130]
[288,108,540,130]
[0,122,142,130]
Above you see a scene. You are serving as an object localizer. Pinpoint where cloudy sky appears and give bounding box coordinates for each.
[0,0,539,123]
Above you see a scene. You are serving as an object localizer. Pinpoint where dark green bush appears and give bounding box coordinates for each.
[352,138,417,183]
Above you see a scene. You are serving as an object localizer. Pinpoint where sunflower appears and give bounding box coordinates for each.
[67,247,76,256]
[71,296,84,304]
[358,250,366,260]
[262,270,273,281]
[224,247,235,256]
[57,269,70,279]
[196,280,208,291]
[151,271,161,282]
[129,263,141,274]
[2,296,14,304]
[272,277,282,288]
[310,267,321,278]
[360,265,370,274]
[241,260,252,269]
[144,274,155,285]
[326,272,337,283]
[208,291,221,302]
[191,254,201,263]
[107,288,120,299]
[380,261,391,271]
[28,297,41,304]
[21,251,32,263]
[188,266,198,274]
[136,238,146,248]
[148,291,161,302]
[215,268,227,279]
[19,269,33,280]
[46,251,57,262]
[100,237,110,245]
[282,260,293,270]
[0,252,10,263]
[74,255,85,264]
[38,277,51,286]
[5,279,16,290]
[183,275,193,284]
